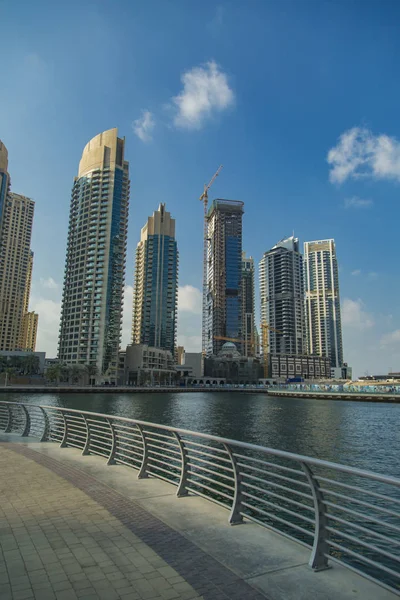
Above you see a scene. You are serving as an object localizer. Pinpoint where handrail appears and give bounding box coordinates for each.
[0,400,399,595]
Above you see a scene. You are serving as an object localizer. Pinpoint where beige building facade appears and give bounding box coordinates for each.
[18,250,39,351]
[58,129,130,382]
[0,193,35,351]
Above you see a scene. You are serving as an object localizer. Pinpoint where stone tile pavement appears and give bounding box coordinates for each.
[0,443,266,600]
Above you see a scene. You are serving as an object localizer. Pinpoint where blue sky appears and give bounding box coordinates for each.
[2,0,400,376]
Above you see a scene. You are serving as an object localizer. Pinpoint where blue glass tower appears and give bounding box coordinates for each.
[132,204,178,355]
[205,199,244,356]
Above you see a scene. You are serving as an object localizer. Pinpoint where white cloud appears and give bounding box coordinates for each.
[380,330,400,346]
[367,271,378,280]
[172,60,234,129]
[132,110,155,142]
[344,197,373,209]
[351,269,361,276]
[327,127,400,184]
[121,284,133,348]
[29,297,61,356]
[207,5,225,34]
[342,298,374,330]
[40,277,59,290]
[178,285,202,314]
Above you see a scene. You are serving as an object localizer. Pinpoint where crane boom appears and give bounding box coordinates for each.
[199,165,223,360]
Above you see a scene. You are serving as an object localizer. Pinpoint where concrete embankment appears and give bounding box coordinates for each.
[272,389,400,403]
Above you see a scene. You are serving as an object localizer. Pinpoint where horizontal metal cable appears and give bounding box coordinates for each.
[242,490,315,524]
[234,452,306,477]
[241,471,313,500]
[327,540,400,579]
[325,526,400,564]
[237,462,310,489]
[323,492,400,519]
[242,480,314,512]
[241,502,313,536]
[186,461,234,483]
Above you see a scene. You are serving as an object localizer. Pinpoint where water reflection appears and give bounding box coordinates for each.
[2,391,399,476]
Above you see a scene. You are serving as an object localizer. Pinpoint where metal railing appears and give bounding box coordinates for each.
[1,400,399,594]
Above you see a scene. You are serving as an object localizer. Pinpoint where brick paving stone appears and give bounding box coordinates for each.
[0,443,267,600]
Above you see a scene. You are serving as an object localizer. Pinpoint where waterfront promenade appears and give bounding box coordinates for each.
[0,432,398,600]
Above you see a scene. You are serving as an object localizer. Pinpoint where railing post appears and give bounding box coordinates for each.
[107,418,117,465]
[137,424,149,479]
[224,443,243,525]
[60,412,68,448]
[301,462,330,571]
[173,432,189,497]
[4,404,13,433]
[81,415,90,455]
[21,404,31,437]
[39,407,50,442]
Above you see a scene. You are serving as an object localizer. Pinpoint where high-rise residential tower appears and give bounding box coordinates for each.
[204,199,244,356]
[0,193,35,351]
[304,239,343,368]
[132,203,178,354]
[58,129,130,381]
[259,236,305,355]
[0,140,10,244]
[19,251,39,351]
[241,252,256,357]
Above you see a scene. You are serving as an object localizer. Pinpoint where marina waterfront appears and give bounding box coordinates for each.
[3,390,399,477]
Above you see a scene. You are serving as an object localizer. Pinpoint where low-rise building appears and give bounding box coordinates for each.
[0,350,46,374]
[120,344,176,386]
[204,343,263,383]
[269,353,331,380]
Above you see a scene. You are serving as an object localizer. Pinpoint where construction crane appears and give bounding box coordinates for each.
[261,322,283,379]
[199,165,223,357]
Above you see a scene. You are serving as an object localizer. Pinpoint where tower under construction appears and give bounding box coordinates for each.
[204,199,244,356]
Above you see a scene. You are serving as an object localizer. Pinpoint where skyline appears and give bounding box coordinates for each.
[2,0,400,377]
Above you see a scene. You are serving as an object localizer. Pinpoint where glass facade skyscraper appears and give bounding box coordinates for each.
[204,199,244,356]
[132,204,178,354]
[241,252,256,357]
[259,236,305,355]
[58,129,130,382]
[304,239,343,368]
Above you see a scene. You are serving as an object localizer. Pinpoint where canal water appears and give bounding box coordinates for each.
[2,390,399,476]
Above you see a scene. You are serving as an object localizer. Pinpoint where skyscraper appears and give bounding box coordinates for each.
[259,236,305,355]
[0,193,35,351]
[0,141,10,245]
[19,250,39,351]
[20,312,39,352]
[241,252,256,357]
[204,199,244,356]
[58,129,130,381]
[304,239,343,368]
[132,203,178,354]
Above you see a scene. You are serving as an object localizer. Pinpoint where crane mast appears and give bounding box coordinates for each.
[199,165,223,358]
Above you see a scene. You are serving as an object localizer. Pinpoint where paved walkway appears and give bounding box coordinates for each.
[0,442,265,600]
[0,437,397,600]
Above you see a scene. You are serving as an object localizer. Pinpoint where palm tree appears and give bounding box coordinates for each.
[3,367,16,386]
[85,364,98,386]
[22,354,39,375]
[46,364,62,384]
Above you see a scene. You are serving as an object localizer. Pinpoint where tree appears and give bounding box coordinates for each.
[85,364,98,386]
[46,364,62,384]
[21,354,40,375]
[3,367,16,386]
